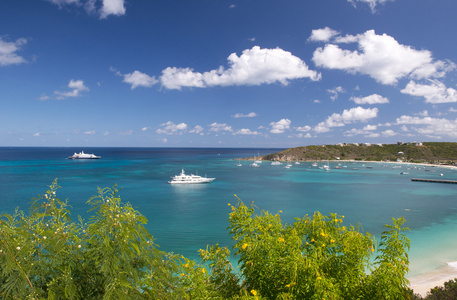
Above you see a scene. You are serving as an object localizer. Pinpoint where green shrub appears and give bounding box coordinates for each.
[0,181,415,299]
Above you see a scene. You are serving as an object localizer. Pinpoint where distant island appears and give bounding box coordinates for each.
[245,142,457,165]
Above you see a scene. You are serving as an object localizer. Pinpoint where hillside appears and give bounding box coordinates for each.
[247,142,457,164]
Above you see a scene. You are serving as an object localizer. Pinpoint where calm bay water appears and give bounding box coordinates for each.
[1,147,457,277]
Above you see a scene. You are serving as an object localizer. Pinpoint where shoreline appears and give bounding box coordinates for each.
[246,158,457,296]
[408,262,457,296]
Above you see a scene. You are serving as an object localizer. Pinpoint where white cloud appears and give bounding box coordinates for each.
[122,70,158,89]
[47,0,126,18]
[209,123,233,132]
[156,121,188,135]
[344,127,379,137]
[232,112,258,118]
[308,27,340,42]
[270,119,291,134]
[401,80,457,103]
[84,130,96,135]
[160,46,321,90]
[396,115,457,138]
[314,106,378,133]
[382,129,397,137]
[189,125,204,134]
[100,0,126,18]
[312,29,450,85]
[347,0,394,12]
[54,79,89,100]
[47,0,79,6]
[141,127,149,131]
[234,129,260,135]
[296,125,311,132]
[0,37,27,66]
[351,94,389,104]
[327,86,345,100]
[363,124,377,130]
[33,132,40,137]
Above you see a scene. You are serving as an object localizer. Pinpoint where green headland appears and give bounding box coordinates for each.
[247,142,457,165]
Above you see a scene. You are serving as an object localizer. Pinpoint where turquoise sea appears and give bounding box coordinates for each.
[1,147,457,278]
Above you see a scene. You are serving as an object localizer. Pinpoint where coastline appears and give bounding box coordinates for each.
[409,262,457,296]
[246,158,457,296]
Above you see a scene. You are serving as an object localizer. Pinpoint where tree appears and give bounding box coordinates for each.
[202,196,412,299]
[0,181,413,299]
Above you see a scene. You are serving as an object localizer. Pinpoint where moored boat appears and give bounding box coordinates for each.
[68,151,100,159]
[168,169,215,184]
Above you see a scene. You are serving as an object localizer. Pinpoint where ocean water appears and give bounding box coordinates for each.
[1,147,457,277]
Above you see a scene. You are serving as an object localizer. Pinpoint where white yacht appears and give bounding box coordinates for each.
[168,169,215,184]
[68,151,100,159]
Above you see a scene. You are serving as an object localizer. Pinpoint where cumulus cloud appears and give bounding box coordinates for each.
[232,112,258,118]
[156,121,188,135]
[396,115,457,138]
[382,129,397,137]
[122,70,158,89]
[100,0,126,18]
[189,125,204,134]
[160,46,321,90]
[351,94,389,104]
[54,79,89,100]
[209,123,233,133]
[401,80,457,103]
[314,107,378,133]
[312,29,451,85]
[308,27,340,42]
[270,119,291,134]
[0,37,27,66]
[296,125,311,132]
[47,0,126,18]
[234,129,261,135]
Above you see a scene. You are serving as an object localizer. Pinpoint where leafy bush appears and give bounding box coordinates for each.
[0,181,414,299]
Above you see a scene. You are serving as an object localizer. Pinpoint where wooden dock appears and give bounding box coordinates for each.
[411,178,457,184]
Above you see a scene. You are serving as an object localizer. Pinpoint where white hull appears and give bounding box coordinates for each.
[168,169,215,184]
[169,179,215,184]
[68,151,100,159]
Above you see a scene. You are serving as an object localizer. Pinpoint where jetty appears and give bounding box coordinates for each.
[411,178,457,184]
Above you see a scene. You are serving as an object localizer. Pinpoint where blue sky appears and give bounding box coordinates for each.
[1,0,457,148]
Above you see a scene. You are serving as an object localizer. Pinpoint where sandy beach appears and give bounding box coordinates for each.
[409,262,457,296]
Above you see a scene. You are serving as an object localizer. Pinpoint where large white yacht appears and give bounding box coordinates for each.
[168,169,215,184]
[68,151,101,159]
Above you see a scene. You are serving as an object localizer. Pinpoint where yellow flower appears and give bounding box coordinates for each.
[311,238,315,242]
[242,243,248,250]
[317,276,321,280]
[330,239,335,243]
[278,237,285,242]
[201,268,206,273]
[228,203,231,206]
[279,210,283,213]
[251,289,258,296]
[286,284,290,288]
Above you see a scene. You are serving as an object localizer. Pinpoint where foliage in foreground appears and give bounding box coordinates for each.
[0,180,415,299]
